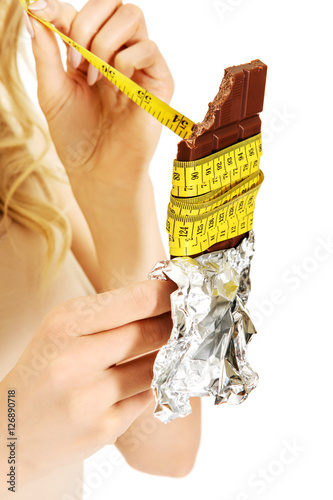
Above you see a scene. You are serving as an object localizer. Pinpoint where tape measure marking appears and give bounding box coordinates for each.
[20,0,195,139]
[169,171,262,216]
[20,1,265,258]
[172,134,262,197]
[167,171,263,256]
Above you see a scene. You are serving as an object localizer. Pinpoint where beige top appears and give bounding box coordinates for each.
[0,216,96,499]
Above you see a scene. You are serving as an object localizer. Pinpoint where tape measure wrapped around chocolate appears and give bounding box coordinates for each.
[149,61,267,423]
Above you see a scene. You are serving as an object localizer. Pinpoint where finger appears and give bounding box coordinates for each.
[86,3,148,85]
[109,40,174,105]
[83,312,173,371]
[29,14,72,114]
[28,0,77,35]
[103,389,154,444]
[27,0,78,109]
[114,39,173,83]
[49,279,177,336]
[96,351,158,407]
[68,0,122,69]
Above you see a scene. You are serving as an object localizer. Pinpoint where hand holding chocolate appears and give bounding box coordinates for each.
[149,60,267,423]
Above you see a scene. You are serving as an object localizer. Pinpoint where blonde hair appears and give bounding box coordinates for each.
[0,0,71,282]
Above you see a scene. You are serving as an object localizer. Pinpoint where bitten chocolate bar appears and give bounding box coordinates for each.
[177,60,267,162]
[174,59,267,256]
[150,61,267,421]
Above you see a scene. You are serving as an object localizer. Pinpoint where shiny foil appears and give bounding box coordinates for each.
[148,231,258,423]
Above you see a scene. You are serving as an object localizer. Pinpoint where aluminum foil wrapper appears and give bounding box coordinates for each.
[148,231,258,423]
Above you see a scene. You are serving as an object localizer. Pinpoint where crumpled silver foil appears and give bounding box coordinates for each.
[148,231,258,423]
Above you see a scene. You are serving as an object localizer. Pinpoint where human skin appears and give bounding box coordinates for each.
[0,0,201,489]
[0,279,177,491]
[26,0,175,289]
[26,0,202,473]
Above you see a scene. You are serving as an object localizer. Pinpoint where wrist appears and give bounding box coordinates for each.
[70,170,153,214]
[68,157,152,198]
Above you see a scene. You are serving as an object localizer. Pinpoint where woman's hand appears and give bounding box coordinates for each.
[23,0,172,289]
[26,0,174,186]
[0,279,176,488]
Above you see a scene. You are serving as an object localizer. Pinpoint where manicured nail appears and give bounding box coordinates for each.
[29,0,47,10]
[69,46,82,69]
[87,65,99,86]
[23,11,35,38]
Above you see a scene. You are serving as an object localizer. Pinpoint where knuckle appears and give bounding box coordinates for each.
[114,51,126,69]
[109,374,122,402]
[93,413,118,446]
[146,40,158,57]
[94,419,110,445]
[144,355,155,383]
[137,355,155,385]
[56,6,79,34]
[90,33,105,55]
[131,282,160,317]
[45,1,60,17]
[63,3,77,19]
[70,19,91,42]
[139,318,154,348]
[140,315,170,349]
[102,411,122,443]
[122,3,144,23]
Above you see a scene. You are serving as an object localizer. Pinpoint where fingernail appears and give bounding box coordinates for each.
[69,47,82,69]
[87,65,99,86]
[29,0,47,10]
[23,11,35,38]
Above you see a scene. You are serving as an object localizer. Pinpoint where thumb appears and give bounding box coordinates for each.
[26,1,78,121]
[29,15,69,100]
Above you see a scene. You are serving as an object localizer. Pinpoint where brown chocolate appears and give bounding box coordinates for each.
[172,59,267,258]
[177,60,267,162]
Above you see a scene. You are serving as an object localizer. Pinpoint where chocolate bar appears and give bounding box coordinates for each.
[174,59,267,256]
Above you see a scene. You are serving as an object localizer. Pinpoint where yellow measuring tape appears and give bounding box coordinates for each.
[169,170,262,216]
[20,0,195,139]
[167,171,264,257]
[21,0,265,257]
[168,133,264,255]
[172,133,262,197]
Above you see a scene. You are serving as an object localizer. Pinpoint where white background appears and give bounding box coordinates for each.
[24,0,333,498]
